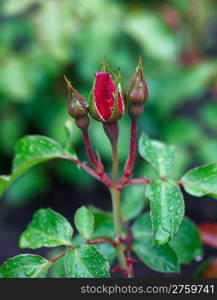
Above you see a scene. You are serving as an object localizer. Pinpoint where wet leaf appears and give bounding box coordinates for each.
[64,245,110,278]
[145,180,184,245]
[139,133,176,178]
[94,243,116,264]
[74,206,94,240]
[19,208,73,249]
[133,240,179,273]
[0,254,50,278]
[0,135,77,197]
[181,163,217,197]
[169,217,203,264]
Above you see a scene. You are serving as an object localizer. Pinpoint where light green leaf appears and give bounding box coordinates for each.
[0,254,50,278]
[87,206,114,239]
[19,208,73,249]
[139,133,176,178]
[145,180,184,245]
[0,176,11,197]
[133,241,179,273]
[64,245,110,278]
[181,163,217,197]
[74,206,94,240]
[94,243,116,264]
[0,135,77,197]
[169,217,203,264]
[121,184,146,221]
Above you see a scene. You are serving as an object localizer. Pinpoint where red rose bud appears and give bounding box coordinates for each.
[89,67,125,122]
[64,75,89,130]
[127,57,148,119]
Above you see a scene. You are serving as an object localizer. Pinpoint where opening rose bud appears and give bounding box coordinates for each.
[89,71,125,122]
[64,75,89,130]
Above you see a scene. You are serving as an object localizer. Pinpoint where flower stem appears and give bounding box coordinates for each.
[82,129,98,169]
[111,140,118,185]
[118,119,138,186]
[110,188,129,277]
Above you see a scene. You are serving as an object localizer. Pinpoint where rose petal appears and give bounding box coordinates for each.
[94,72,115,121]
[118,92,124,113]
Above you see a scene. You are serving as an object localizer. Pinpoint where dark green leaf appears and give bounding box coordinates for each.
[64,245,110,278]
[0,135,77,197]
[19,208,73,249]
[133,241,179,273]
[0,254,50,278]
[121,184,146,221]
[145,180,184,244]
[132,213,153,241]
[139,133,176,178]
[74,206,94,240]
[169,217,203,264]
[181,163,217,197]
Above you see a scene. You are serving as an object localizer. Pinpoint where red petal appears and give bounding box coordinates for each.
[94,72,115,121]
[118,92,124,113]
[199,223,217,248]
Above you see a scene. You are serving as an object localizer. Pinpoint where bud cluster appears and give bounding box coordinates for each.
[64,57,148,126]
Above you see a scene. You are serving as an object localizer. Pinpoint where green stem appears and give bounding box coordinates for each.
[110,188,128,275]
[111,140,118,186]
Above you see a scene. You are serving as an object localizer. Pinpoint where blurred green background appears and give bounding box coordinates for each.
[1,0,217,206]
[0,0,217,276]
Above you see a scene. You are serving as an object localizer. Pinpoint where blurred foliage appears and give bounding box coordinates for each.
[0,0,217,206]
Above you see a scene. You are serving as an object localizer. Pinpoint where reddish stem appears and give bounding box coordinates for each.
[120,178,152,189]
[82,129,99,169]
[118,119,138,186]
[87,238,119,248]
[49,250,67,263]
[82,129,112,186]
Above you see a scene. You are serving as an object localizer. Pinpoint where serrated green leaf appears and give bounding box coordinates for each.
[121,184,146,222]
[74,206,94,240]
[64,245,110,278]
[47,248,66,278]
[169,217,203,264]
[133,241,179,273]
[19,208,73,249]
[181,163,217,197]
[94,243,116,264]
[0,254,50,278]
[139,133,176,178]
[146,180,184,245]
[0,135,77,197]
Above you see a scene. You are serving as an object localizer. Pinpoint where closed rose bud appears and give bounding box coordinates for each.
[127,57,148,106]
[64,75,89,130]
[89,66,125,122]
